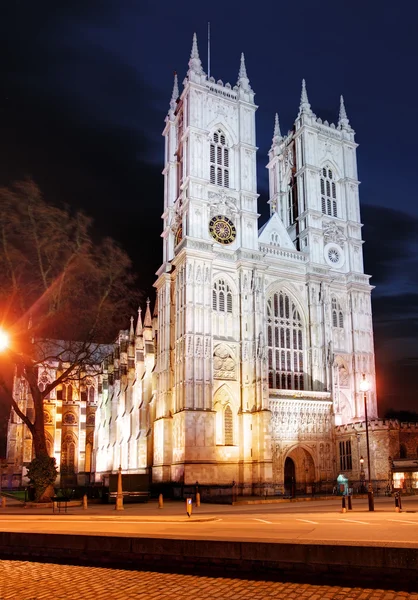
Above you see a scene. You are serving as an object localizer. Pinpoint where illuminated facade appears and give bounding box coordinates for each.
[152,34,377,492]
[8,34,415,495]
[6,302,156,487]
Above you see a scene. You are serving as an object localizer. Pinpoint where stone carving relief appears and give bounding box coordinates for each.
[337,361,349,388]
[208,190,237,220]
[213,344,236,380]
[270,399,333,441]
[323,221,346,244]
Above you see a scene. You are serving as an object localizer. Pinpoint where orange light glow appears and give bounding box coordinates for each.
[0,329,9,352]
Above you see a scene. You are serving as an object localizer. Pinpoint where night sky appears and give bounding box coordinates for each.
[0,1,417,415]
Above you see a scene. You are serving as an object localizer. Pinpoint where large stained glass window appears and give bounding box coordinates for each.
[267,291,304,390]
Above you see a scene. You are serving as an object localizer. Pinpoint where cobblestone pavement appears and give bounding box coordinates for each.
[0,561,416,600]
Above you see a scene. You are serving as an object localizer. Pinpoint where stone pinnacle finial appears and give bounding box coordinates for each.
[299,79,311,115]
[172,72,179,101]
[129,315,135,339]
[338,95,350,129]
[136,306,143,337]
[191,32,199,59]
[188,32,204,76]
[169,72,179,112]
[237,52,251,90]
[239,53,248,79]
[144,298,152,328]
[272,112,282,146]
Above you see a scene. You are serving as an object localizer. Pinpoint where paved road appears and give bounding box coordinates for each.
[0,496,417,545]
[0,559,416,599]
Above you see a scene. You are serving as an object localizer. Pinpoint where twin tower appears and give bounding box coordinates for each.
[152,33,377,491]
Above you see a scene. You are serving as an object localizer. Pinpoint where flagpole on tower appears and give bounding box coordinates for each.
[207,22,211,79]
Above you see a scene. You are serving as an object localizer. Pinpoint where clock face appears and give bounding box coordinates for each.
[209,215,236,245]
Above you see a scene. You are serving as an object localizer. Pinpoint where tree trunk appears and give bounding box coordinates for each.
[38,484,54,503]
[32,420,48,458]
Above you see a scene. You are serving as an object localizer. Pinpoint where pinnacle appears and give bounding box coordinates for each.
[338,94,350,127]
[299,79,311,113]
[239,53,248,80]
[237,52,251,91]
[144,298,152,328]
[171,72,179,101]
[274,113,281,137]
[169,72,179,112]
[188,32,204,76]
[136,306,143,337]
[272,113,282,146]
[190,32,199,60]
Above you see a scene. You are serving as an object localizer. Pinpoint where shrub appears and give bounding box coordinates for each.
[26,456,58,501]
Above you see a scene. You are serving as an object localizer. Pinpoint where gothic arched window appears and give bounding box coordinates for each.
[321,167,337,217]
[267,291,304,390]
[210,129,229,188]
[60,383,73,401]
[61,433,77,475]
[331,297,344,328]
[224,405,233,445]
[213,280,233,314]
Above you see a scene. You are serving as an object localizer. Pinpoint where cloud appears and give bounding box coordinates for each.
[362,204,418,290]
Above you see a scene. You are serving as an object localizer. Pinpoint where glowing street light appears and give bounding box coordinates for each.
[359,455,365,493]
[360,373,374,511]
[0,330,9,352]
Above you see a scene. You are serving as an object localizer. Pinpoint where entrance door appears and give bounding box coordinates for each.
[284,457,296,497]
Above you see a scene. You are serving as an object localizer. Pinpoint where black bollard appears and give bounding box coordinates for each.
[347,495,352,510]
[341,496,346,512]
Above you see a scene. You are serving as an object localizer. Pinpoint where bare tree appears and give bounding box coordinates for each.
[0,180,138,495]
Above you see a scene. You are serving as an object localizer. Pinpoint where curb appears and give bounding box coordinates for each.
[0,532,416,589]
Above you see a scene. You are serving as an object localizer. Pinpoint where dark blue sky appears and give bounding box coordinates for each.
[0,0,417,413]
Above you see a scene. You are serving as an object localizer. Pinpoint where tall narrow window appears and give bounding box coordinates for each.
[331,297,344,329]
[210,129,230,188]
[267,291,304,390]
[321,167,337,217]
[287,178,298,227]
[213,280,233,314]
[61,433,77,475]
[339,440,352,471]
[224,405,233,445]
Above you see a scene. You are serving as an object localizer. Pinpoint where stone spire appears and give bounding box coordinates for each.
[135,306,143,337]
[169,72,179,112]
[129,315,135,341]
[299,79,312,115]
[272,113,282,147]
[188,32,204,76]
[237,52,251,90]
[144,298,152,328]
[338,95,350,129]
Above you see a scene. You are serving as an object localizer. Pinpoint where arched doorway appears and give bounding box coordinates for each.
[284,446,316,496]
[284,457,296,497]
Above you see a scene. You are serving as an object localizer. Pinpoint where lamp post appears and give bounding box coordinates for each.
[359,456,365,494]
[360,374,374,511]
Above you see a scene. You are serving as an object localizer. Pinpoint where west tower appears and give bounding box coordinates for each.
[154,34,272,486]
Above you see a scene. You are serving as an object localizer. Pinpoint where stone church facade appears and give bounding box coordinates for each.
[6,34,418,495]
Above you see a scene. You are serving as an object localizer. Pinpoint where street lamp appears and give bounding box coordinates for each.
[359,456,365,493]
[360,373,374,511]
